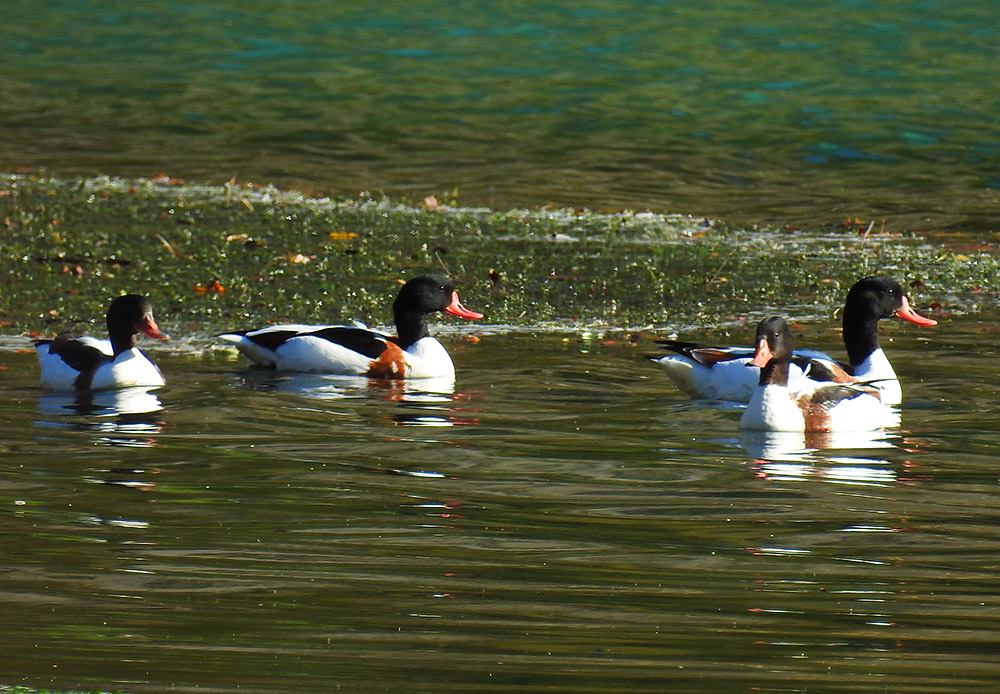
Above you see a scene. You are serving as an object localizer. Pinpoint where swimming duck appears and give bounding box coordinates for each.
[35,294,169,391]
[218,276,483,379]
[650,276,936,404]
[740,316,892,433]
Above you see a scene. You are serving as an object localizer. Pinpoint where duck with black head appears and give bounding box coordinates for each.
[218,276,483,380]
[35,294,169,391]
[650,276,936,404]
[740,316,894,433]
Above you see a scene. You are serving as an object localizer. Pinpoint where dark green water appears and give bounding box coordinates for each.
[4,0,999,230]
[2,317,1000,693]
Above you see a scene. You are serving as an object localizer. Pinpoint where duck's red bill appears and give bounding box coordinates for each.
[444,291,484,320]
[749,337,772,367]
[141,316,170,341]
[895,296,937,326]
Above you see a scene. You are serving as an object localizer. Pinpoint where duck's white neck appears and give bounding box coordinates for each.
[403,336,456,380]
[853,348,902,405]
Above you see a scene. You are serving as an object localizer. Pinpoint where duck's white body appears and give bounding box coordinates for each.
[218,277,482,380]
[651,277,936,405]
[739,316,897,433]
[651,347,833,402]
[37,342,165,392]
[35,295,168,393]
[740,381,891,433]
[220,327,457,380]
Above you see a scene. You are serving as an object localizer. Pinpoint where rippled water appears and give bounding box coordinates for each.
[2,316,1000,693]
[4,0,1000,229]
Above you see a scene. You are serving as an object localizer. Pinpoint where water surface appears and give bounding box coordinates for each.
[2,316,1000,693]
[4,0,999,230]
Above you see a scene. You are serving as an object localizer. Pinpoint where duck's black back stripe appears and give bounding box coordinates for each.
[243,327,390,360]
[45,334,110,391]
[308,327,388,360]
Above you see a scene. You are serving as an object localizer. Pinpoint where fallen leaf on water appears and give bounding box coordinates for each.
[152,173,184,185]
[194,279,225,294]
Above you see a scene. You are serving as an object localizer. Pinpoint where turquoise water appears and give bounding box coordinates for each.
[4,0,999,229]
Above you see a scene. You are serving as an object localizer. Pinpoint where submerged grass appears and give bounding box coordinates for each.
[1,174,997,339]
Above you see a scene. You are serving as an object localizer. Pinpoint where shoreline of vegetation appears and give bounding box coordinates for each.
[2,173,995,342]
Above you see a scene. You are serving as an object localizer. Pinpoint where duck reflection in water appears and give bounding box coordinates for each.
[35,386,165,447]
[739,428,902,485]
[234,371,479,428]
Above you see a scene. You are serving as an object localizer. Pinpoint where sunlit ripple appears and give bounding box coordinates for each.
[736,427,904,485]
[37,387,164,417]
[232,370,470,428]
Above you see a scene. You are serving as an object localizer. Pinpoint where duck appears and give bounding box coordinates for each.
[649,276,937,404]
[218,276,483,379]
[740,316,892,432]
[35,294,169,391]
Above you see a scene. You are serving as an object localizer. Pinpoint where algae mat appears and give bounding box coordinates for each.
[1,175,994,337]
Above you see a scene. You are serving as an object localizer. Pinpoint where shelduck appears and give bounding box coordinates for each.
[650,276,936,404]
[740,316,893,433]
[35,294,169,391]
[218,276,483,379]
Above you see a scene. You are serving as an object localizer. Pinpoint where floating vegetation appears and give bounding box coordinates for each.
[1,173,996,340]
